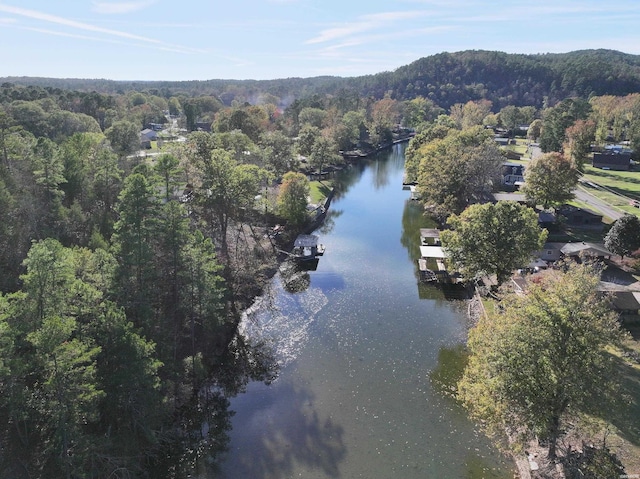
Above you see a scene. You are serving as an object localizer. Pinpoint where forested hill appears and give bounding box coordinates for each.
[362,49,640,109]
[4,49,640,109]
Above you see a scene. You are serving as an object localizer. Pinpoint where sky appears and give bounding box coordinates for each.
[1,0,640,82]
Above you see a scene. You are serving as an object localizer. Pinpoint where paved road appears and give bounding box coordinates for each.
[525,145,624,221]
[574,186,624,221]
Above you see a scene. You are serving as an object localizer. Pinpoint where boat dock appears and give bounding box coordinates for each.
[292,234,325,262]
[417,230,462,283]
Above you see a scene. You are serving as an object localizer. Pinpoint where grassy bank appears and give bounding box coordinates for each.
[309,179,333,204]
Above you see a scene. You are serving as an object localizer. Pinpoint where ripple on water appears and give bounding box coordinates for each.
[239,279,329,368]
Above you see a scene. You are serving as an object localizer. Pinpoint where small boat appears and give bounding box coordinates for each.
[292,234,325,261]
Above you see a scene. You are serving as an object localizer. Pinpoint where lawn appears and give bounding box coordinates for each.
[309,180,333,204]
[597,323,640,475]
[582,166,640,216]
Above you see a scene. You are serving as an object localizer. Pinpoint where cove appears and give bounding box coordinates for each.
[216,143,514,478]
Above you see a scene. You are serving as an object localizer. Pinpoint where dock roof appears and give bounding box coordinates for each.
[419,228,440,239]
[420,245,447,259]
[294,234,320,248]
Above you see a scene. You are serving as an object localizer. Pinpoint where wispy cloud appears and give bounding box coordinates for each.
[306,10,428,44]
[17,25,203,54]
[92,1,157,15]
[0,3,161,43]
[0,3,203,53]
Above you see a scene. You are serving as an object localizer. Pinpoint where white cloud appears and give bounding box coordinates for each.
[0,3,203,53]
[92,1,157,15]
[0,3,161,43]
[306,10,428,44]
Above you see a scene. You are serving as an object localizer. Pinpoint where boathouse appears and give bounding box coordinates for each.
[293,234,325,261]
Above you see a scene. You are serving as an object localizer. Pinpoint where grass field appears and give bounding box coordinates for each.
[309,180,332,204]
[600,323,640,475]
[581,165,640,217]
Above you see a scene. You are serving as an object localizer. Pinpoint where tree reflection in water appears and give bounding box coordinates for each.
[151,331,280,478]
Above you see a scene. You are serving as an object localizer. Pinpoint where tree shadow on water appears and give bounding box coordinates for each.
[220,380,347,479]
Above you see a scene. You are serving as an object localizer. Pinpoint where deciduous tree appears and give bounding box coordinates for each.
[441,201,547,285]
[521,152,579,209]
[563,119,596,171]
[277,171,309,227]
[459,262,625,460]
[539,98,591,153]
[415,126,502,218]
[105,120,140,159]
[604,214,640,259]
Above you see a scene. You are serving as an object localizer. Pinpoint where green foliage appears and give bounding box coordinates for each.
[297,124,321,157]
[309,135,341,174]
[105,120,140,158]
[195,149,269,257]
[499,105,536,135]
[154,153,181,202]
[458,263,626,459]
[333,110,367,150]
[404,121,455,183]
[277,171,310,227]
[415,126,503,217]
[402,96,444,129]
[521,152,580,209]
[259,130,294,177]
[539,98,591,153]
[604,214,640,258]
[441,201,547,285]
[298,107,327,128]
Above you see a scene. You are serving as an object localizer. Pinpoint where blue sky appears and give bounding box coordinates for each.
[1,0,640,81]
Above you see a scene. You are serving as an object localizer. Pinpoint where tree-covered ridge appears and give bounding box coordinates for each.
[376,49,640,109]
[5,49,640,109]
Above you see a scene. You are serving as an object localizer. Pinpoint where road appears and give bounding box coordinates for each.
[527,144,625,221]
[574,187,624,221]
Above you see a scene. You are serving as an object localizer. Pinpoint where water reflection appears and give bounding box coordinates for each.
[281,262,312,293]
[151,332,280,478]
[218,143,513,478]
[429,344,468,400]
[400,198,436,266]
[317,208,342,235]
[219,380,347,479]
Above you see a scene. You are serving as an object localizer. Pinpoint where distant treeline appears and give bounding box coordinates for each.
[4,49,640,109]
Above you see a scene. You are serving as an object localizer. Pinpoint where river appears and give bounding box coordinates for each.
[216,143,514,478]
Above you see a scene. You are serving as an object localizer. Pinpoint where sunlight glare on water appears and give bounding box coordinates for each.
[219,144,514,479]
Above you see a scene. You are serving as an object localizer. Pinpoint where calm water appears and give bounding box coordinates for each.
[216,144,513,478]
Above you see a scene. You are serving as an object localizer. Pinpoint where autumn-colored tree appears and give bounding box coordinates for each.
[277,171,310,227]
[521,152,579,209]
[459,262,625,460]
[563,119,596,171]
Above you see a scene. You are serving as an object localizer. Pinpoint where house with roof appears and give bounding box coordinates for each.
[493,192,527,203]
[560,242,612,260]
[536,242,566,262]
[140,128,158,142]
[502,163,525,187]
[592,151,632,171]
[195,121,212,132]
[557,205,603,228]
[610,291,640,315]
